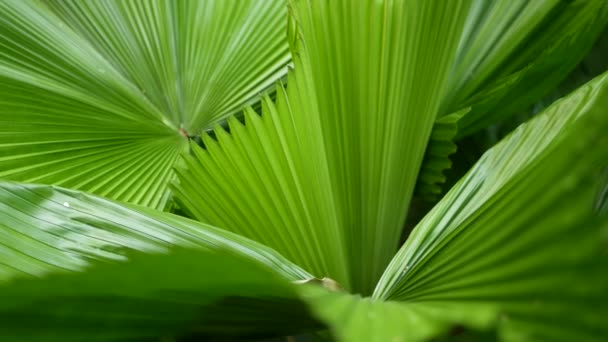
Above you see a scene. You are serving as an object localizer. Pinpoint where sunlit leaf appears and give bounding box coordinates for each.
[0,181,318,340]
[173,0,472,295]
[300,286,496,342]
[0,181,310,282]
[376,72,608,341]
[0,248,321,341]
[0,0,289,209]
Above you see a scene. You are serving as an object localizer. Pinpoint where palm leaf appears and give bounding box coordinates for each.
[173,75,351,289]
[0,0,289,209]
[0,181,309,281]
[173,0,472,295]
[302,286,497,342]
[0,181,497,342]
[0,181,495,342]
[443,0,608,137]
[0,248,320,341]
[0,181,320,340]
[415,108,468,202]
[375,71,608,341]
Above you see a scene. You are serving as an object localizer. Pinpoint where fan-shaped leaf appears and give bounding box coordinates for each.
[302,285,497,342]
[0,0,290,209]
[444,0,608,137]
[376,72,608,341]
[173,0,472,295]
[0,181,310,282]
[0,181,317,340]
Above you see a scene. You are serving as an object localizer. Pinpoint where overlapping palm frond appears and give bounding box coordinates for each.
[0,0,607,341]
[0,0,290,209]
[443,0,608,137]
[0,181,319,340]
[376,71,608,341]
[172,0,472,295]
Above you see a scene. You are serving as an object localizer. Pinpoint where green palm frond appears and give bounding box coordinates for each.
[375,71,608,341]
[173,0,472,295]
[0,181,321,339]
[0,1,607,341]
[302,286,497,342]
[0,248,320,341]
[0,0,289,209]
[174,84,350,288]
[443,0,608,137]
[0,181,309,281]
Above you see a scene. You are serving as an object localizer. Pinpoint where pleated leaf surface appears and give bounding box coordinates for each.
[173,0,472,295]
[0,181,318,340]
[443,0,608,137]
[375,72,608,341]
[0,0,290,209]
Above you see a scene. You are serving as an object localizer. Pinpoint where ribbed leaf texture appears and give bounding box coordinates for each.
[376,71,608,341]
[415,109,468,202]
[0,181,319,340]
[0,0,289,209]
[0,248,320,341]
[0,182,310,282]
[443,0,608,137]
[173,0,472,295]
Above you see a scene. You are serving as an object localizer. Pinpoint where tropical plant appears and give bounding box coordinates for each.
[0,0,607,341]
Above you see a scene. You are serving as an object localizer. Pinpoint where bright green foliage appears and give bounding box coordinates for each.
[173,85,351,289]
[376,72,608,341]
[291,0,472,295]
[0,247,318,341]
[0,182,309,282]
[0,0,289,209]
[0,0,607,341]
[0,181,491,342]
[444,0,608,136]
[301,286,497,342]
[174,0,472,295]
[0,182,317,340]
